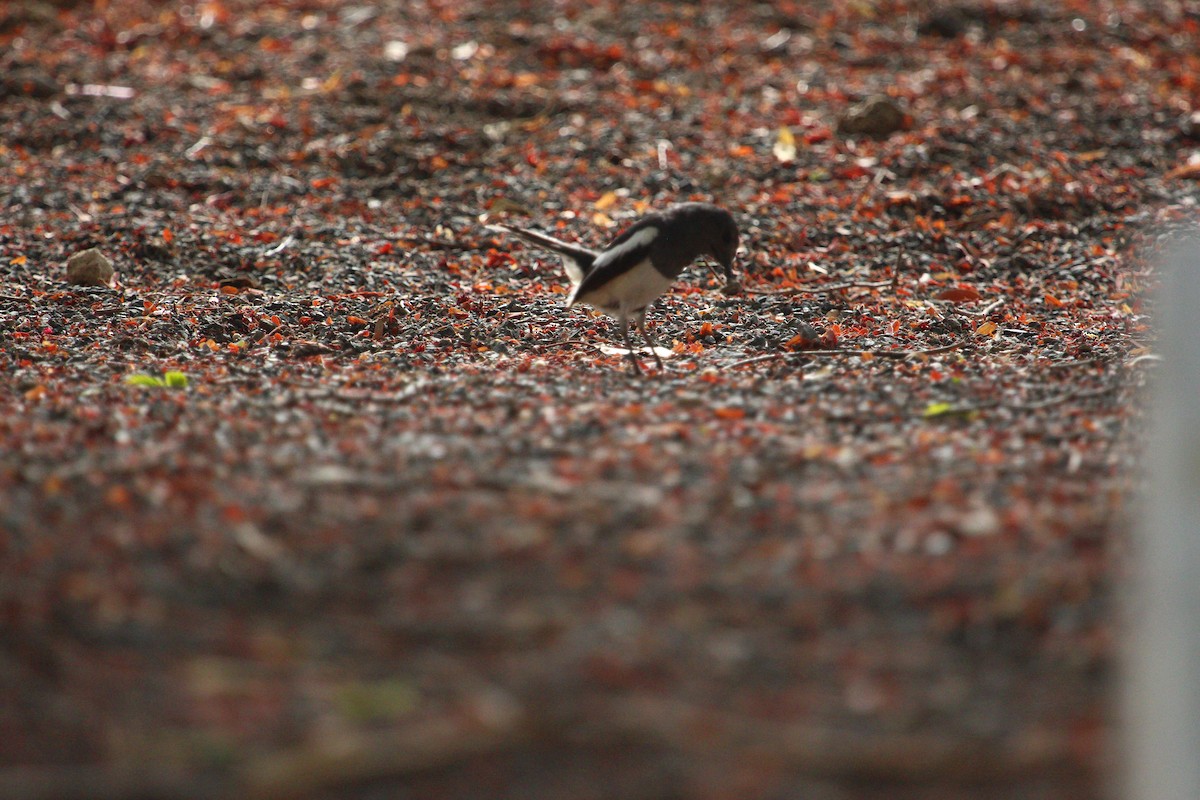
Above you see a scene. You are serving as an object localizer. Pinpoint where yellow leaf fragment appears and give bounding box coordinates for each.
[773,126,797,163]
[594,191,618,211]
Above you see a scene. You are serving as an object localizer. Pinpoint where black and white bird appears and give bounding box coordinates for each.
[489,202,741,374]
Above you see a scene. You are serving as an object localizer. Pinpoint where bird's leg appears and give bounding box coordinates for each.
[619,315,643,375]
[635,312,665,370]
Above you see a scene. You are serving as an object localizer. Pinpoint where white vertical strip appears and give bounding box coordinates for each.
[1126,236,1200,800]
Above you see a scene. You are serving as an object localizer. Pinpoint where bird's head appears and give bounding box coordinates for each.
[713,215,740,283]
[698,205,741,291]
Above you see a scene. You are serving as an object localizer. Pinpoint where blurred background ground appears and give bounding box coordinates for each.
[1,1,1193,797]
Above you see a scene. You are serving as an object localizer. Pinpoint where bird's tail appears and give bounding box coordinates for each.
[486,223,595,285]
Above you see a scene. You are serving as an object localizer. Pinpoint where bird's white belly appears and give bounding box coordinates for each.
[572,260,672,316]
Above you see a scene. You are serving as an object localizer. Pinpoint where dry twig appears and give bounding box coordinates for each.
[743,276,896,297]
[728,339,967,369]
[594,696,1080,784]
[926,383,1122,416]
[953,298,1004,317]
[1125,353,1162,368]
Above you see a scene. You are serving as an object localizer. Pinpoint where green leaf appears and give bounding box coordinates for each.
[125,374,166,387]
[922,402,956,418]
[126,371,189,389]
[922,402,976,419]
[336,679,419,723]
[773,126,797,163]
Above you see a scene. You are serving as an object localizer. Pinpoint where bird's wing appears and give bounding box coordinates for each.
[567,222,662,306]
[487,223,597,284]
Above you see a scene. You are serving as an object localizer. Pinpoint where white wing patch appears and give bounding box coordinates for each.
[560,255,585,286]
[590,225,659,272]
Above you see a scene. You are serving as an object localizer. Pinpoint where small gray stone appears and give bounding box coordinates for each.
[838,96,907,138]
[66,248,114,286]
[918,8,969,39]
[1180,110,1200,141]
